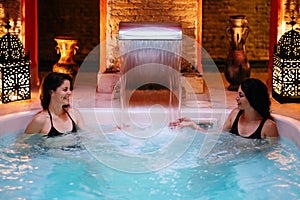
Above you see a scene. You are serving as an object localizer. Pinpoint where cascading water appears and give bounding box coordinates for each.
[118,22,182,130]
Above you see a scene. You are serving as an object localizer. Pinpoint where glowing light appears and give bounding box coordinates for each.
[0,22,31,103]
[272,20,300,103]
[119,22,182,40]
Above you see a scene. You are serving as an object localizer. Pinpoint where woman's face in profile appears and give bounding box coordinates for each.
[236,86,251,110]
[51,80,72,106]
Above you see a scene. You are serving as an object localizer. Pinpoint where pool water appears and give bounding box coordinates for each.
[0,126,300,200]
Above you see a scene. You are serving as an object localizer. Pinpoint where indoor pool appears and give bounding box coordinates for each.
[0,109,300,200]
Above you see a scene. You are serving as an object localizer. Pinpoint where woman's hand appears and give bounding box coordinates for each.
[169,117,201,130]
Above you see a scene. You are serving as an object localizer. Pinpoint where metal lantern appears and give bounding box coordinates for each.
[0,20,31,103]
[272,14,300,103]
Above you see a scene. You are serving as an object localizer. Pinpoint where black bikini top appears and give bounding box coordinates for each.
[230,110,267,139]
[47,109,77,137]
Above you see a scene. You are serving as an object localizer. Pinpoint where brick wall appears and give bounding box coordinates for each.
[202,0,271,64]
[38,0,99,70]
[107,0,197,37]
[37,0,274,72]
[106,0,198,71]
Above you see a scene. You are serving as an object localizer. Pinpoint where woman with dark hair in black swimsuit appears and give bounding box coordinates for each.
[170,78,279,139]
[25,72,85,136]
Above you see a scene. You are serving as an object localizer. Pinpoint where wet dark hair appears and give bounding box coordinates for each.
[241,78,272,119]
[40,72,72,110]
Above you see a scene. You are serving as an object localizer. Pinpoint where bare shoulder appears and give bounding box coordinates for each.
[262,119,279,138]
[65,107,85,129]
[24,111,49,134]
[229,108,240,116]
[73,107,82,116]
[227,108,240,121]
[31,111,49,123]
[65,107,81,119]
[222,108,240,131]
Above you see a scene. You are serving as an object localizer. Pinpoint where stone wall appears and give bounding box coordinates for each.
[106,0,199,71]
[107,0,197,37]
[38,0,99,70]
[202,0,271,64]
[37,0,275,72]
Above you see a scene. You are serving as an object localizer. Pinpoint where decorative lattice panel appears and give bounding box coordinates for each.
[0,27,31,103]
[272,55,300,103]
[0,33,25,61]
[277,30,300,57]
[0,62,31,103]
[272,25,300,103]
[281,61,300,97]
[272,56,282,95]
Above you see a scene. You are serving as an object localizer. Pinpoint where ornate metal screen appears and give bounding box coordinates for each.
[272,18,300,103]
[0,31,31,103]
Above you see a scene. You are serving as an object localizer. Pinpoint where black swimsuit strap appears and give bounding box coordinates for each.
[249,117,267,139]
[231,110,266,139]
[47,108,77,137]
[63,108,78,133]
[230,110,243,136]
[63,108,76,124]
[47,109,54,127]
[48,108,75,124]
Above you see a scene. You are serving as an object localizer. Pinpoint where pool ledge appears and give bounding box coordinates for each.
[0,109,300,149]
[273,113,300,148]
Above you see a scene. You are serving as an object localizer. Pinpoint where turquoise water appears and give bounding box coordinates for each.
[0,127,300,200]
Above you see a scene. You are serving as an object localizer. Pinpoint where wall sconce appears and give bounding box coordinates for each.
[272,12,300,103]
[0,18,31,103]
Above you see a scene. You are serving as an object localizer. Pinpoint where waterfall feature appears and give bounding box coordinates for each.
[117,22,182,131]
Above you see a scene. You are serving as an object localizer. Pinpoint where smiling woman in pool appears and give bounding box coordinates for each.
[170,78,279,139]
[25,72,85,136]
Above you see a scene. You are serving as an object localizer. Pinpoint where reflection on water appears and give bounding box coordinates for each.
[0,129,299,199]
[200,132,271,164]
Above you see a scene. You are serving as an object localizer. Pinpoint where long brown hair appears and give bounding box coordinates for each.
[40,72,72,110]
[241,78,272,119]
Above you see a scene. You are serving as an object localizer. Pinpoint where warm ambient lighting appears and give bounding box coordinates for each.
[52,36,79,87]
[272,11,300,103]
[0,17,30,104]
[118,22,182,40]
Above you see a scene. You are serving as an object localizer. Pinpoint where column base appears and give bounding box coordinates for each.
[96,72,121,93]
[181,73,204,94]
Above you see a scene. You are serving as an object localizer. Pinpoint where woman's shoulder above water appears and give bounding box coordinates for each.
[65,107,86,130]
[261,118,279,138]
[24,110,51,134]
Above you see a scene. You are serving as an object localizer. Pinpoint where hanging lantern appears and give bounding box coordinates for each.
[0,17,31,103]
[272,12,300,103]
